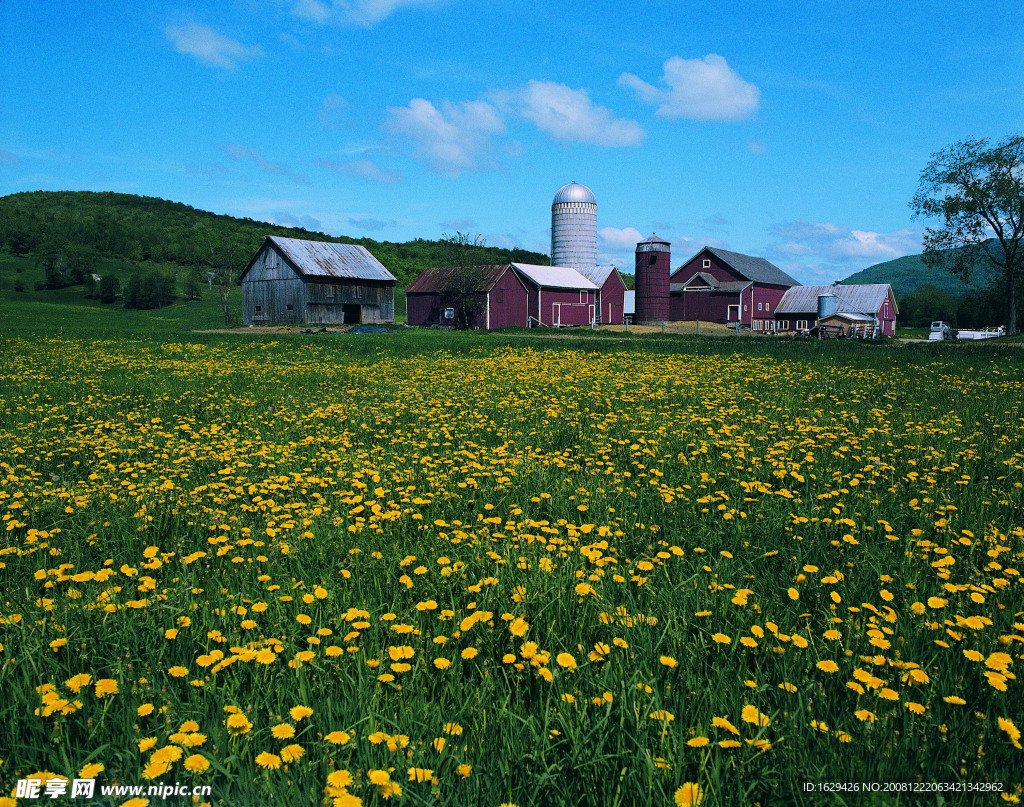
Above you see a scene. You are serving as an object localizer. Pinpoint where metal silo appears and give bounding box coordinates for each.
[817,293,839,320]
[634,233,671,324]
[551,182,597,268]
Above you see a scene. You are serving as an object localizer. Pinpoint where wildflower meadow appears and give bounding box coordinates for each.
[0,325,1022,806]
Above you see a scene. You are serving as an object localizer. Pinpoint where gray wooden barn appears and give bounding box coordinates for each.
[241,236,396,326]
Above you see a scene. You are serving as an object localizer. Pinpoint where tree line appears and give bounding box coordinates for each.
[0,190,549,290]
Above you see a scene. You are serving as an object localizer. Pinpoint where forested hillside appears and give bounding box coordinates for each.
[0,190,549,286]
[842,249,998,297]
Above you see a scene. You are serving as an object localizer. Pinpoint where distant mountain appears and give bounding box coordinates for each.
[0,190,549,286]
[842,248,998,298]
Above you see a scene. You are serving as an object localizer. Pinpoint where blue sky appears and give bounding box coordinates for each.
[2,1,1022,283]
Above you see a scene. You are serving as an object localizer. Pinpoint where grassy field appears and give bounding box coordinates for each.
[0,304,1022,807]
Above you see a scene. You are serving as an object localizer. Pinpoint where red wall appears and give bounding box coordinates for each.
[487,269,529,329]
[600,272,625,324]
[670,252,792,326]
[531,288,596,326]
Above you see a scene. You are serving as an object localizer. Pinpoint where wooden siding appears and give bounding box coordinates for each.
[242,242,394,325]
[598,272,626,325]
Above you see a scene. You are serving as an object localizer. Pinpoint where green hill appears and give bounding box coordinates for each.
[0,190,549,287]
[842,249,998,298]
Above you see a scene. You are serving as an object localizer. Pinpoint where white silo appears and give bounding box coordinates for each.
[551,182,597,268]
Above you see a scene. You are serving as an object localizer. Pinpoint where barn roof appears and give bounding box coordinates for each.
[822,311,876,323]
[672,272,751,293]
[677,246,800,287]
[574,264,620,287]
[775,283,895,315]
[405,265,511,294]
[511,263,598,290]
[242,236,396,282]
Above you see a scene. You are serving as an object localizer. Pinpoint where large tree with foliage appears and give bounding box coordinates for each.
[911,134,1024,334]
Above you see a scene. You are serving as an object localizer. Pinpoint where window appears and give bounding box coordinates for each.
[702,259,711,268]
[286,304,294,311]
[797,319,807,330]
[444,307,455,320]
[758,302,762,311]
[255,306,262,313]
[765,302,770,312]
[743,304,748,311]
[649,254,657,265]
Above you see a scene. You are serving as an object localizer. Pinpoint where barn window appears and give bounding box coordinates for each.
[765,302,771,311]
[649,254,657,265]
[255,306,262,313]
[758,302,762,311]
[286,304,294,311]
[444,307,455,319]
[702,259,710,268]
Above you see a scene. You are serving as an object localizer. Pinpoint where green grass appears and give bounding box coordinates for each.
[0,304,1022,806]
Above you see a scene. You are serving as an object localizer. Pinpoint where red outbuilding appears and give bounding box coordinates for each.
[773,284,898,336]
[511,263,599,327]
[405,264,530,329]
[576,265,626,325]
[669,247,800,329]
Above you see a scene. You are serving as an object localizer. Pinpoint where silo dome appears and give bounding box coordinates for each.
[552,182,597,206]
[551,182,597,268]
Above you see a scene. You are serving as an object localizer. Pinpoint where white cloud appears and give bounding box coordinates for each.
[599,226,646,250]
[767,221,922,283]
[164,22,264,70]
[336,157,404,184]
[221,144,305,183]
[618,55,760,121]
[292,0,445,27]
[385,98,504,176]
[318,95,349,127]
[517,81,644,147]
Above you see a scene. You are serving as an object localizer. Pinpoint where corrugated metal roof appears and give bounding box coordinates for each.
[405,265,510,294]
[775,284,893,315]
[511,263,598,290]
[267,236,396,282]
[552,182,597,205]
[575,264,618,286]
[822,311,875,323]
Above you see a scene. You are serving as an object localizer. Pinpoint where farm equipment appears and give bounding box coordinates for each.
[929,321,953,341]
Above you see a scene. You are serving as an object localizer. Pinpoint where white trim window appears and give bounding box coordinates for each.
[757,302,763,311]
[703,258,711,268]
[797,319,808,330]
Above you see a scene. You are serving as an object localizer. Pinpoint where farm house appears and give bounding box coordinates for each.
[576,264,626,325]
[668,247,800,330]
[240,236,396,326]
[405,264,530,329]
[773,284,898,336]
[511,263,599,327]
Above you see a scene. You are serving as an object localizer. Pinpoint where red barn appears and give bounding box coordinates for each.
[405,264,529,329]
[576,265,626,324]
[669,247,799,329]
[773,284,898,336]
[511,263,598,326]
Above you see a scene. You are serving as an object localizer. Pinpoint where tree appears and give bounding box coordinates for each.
[438,232,489,330]
[911,134,1024,334]
[897,284,959,328]
[99,274,120,304]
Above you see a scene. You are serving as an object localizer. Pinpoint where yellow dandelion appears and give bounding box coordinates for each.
[674,782,704,806]
[255,752,281,770]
